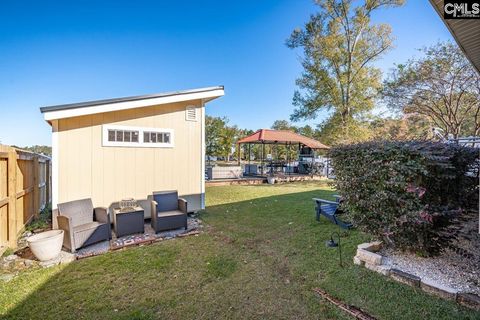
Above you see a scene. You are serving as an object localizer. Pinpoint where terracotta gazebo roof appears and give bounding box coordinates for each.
[237,129,329,149]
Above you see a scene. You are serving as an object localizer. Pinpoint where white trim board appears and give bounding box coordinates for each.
[43,89,224,121]
[200,100,206,209]
[51,120,59,209]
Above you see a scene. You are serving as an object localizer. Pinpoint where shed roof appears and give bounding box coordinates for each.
[429,0,480,74]
[40,86,224,122]
[237,129,329,149]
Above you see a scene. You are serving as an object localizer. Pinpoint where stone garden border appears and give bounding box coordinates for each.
[354,241,480,311]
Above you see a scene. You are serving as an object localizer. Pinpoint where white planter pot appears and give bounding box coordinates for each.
[27,229,64,261]
[267,176,276,184]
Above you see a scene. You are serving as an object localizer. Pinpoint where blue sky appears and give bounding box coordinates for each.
[0,0,452,146]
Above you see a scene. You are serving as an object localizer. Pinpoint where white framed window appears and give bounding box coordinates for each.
[107,128,140,143]
[144,131,171,144]
[102,125,174,148]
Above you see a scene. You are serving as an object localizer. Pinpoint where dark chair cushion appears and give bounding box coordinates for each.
[73,221,105,233]
[153,211,187,232]
[73,222,110,249]
[153,191,179,212]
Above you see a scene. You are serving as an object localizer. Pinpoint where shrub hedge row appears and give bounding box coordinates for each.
[329,141,479,256]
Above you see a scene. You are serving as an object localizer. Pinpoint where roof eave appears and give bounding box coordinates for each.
[41,86,224,122]
[429,0,480,75]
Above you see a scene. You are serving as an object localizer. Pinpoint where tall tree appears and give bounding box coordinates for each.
[368,114,432,141]
[287,0,403,144]
[383,41,480,138]
[220,125,239,161]
[271,120,296,131]
[10,145,52,156]
[297,125,315,138]
[315,113,372,145]
[270,120,299,160]
[237,128,254,161]
[206,116,227,158]
[206,116,241,161]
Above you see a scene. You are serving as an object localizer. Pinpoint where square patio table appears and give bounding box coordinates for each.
[113,206,145,237]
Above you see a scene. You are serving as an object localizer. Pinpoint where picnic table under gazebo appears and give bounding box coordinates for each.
[236,129,329,177]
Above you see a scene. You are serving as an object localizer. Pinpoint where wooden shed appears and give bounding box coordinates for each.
[40,86,224,214]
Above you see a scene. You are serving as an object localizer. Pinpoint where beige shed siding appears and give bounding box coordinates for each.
[56,100,203,212]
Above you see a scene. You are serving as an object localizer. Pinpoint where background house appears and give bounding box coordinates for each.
[40,86,224,216]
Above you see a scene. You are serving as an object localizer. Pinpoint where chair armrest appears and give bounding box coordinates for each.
[52,208,60,229]
[57,215,72,231]
[94,207,109,224]
[178,198,188,214]
[151,200,158,225]
[57,215,75,252]
[312,198,338,205]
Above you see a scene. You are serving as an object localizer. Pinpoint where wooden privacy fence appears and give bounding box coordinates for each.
[0,145,51,249]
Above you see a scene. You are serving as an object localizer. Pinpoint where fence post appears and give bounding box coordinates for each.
[46,159,51,204]
[7,151,17,247]
[33,156,39,218]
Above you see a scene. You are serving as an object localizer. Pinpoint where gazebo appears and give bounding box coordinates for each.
[237,129,329,176]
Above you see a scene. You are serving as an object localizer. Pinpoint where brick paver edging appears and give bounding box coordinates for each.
[354,241,480,311]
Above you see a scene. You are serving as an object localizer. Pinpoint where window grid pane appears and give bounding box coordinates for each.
[116,131,124,142]
[108,130,116,142]
[132,131,139,142]
[124,131,131,142]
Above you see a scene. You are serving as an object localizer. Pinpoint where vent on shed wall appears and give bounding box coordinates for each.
[186,106,198,121]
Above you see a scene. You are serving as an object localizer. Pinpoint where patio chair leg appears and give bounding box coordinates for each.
[64,245,75,254]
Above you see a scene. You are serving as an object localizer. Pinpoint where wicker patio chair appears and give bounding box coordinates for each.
[56,198,111,253]
[151,191,188,233]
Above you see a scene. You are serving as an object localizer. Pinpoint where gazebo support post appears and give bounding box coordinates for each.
[298,143,301,175]
[261,142,265,176]
[287,142,290,176]
[237,144,241,166]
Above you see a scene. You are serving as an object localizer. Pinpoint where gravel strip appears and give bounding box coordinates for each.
[381,247,480,295]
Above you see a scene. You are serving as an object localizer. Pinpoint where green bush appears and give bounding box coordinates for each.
[329,141,479,256]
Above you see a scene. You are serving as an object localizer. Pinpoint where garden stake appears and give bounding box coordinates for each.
[326,231,343,267]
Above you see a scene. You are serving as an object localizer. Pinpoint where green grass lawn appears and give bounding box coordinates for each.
[0,182,478,319]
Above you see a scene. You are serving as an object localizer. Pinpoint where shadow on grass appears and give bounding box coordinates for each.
[1,185,478,320]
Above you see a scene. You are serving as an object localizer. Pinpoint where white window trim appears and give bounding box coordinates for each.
[102,124,174,148]
[51,120,59,210]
